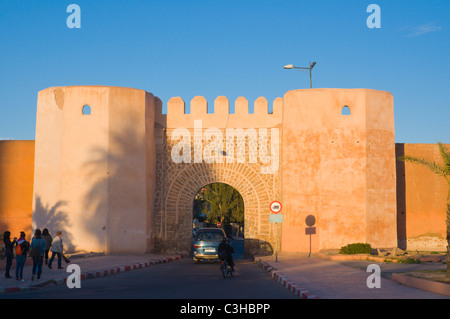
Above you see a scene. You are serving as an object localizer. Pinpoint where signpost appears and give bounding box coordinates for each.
[305,215,316,258]
[269,201,282,262]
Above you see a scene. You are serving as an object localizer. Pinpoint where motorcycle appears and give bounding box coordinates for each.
[220,259,234,278]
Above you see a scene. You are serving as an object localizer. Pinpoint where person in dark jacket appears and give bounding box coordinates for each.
[30,229,46,281]
[218,238,235,272]
[3,231,17,278]
[42,228,53,265]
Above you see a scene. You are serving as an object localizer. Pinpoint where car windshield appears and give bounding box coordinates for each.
[197,231,224,241]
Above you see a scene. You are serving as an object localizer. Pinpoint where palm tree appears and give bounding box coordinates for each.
[194,183,244,227]
[399,142,450,272]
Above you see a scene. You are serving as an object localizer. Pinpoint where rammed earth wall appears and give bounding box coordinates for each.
[0,86,446,254]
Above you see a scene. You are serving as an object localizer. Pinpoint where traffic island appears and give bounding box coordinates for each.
[391,272,450,297]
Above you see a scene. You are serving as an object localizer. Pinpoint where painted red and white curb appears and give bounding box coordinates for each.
[258,261,320,299]
[0,255,182,294]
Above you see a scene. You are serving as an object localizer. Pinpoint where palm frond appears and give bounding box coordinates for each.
[437,142,450,173]
[399,155,448,177]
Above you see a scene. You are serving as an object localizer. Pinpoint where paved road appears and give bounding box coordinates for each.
[1,258,298,299]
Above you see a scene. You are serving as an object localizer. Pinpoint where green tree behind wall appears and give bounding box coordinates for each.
[193,183,244,227]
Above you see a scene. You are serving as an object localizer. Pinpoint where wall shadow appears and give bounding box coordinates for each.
[33,196,76,252]
[395,143,407,250]
[82,140,110,251]
[82,112,151,253]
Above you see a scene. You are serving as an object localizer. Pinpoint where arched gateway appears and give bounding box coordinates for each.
[152,95,282,254]
[32,86,398,255]
[159,164,273,253]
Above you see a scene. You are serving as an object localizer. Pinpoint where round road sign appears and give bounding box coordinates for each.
[270,201,282,214]
[305,215,316,227]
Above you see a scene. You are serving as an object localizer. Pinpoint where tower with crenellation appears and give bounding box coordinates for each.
[32,86,397,255]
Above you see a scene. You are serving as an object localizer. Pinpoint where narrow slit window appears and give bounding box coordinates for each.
[82,105,91,115]
[341,105,351,116]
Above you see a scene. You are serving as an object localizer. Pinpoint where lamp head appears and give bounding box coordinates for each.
[283,64,294,69]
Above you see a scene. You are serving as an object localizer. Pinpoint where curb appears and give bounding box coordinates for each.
[391,273,450,297]
[0,255,182,294]
[257,260,320,299]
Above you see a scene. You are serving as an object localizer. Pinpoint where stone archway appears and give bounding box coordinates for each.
[160,163,273,253]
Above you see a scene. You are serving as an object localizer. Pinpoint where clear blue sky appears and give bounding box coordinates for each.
[0,0,448,143]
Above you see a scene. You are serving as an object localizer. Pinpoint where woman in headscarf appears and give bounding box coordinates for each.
[3,231,17,278]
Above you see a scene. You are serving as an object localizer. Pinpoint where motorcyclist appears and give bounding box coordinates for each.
[218,237,235,272]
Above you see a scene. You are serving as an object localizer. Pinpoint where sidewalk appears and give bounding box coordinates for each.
[0,253,182,294]
[254,252,450,299]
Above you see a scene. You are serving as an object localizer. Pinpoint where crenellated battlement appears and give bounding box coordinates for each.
[155,96,283,129]
[32,85,398,255]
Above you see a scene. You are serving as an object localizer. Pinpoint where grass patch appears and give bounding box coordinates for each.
[397,257,422,264]
[339,243,372,255]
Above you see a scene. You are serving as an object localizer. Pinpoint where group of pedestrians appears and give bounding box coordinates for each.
[2,228,65,282]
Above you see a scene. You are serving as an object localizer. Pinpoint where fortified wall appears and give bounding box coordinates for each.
[396,144,449,251]
[0,141,34,238]
[281,89,397,251]
[153,95,283,253]
[32,86,156,253]
[1,85,446,255]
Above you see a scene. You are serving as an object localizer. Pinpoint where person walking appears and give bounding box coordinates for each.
[30,229,46,281]
[3,231,17,279]
[15,231,30,282]
[48,231,64,269]
[42,228,53,265]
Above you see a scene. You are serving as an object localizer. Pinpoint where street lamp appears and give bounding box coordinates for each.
[283,62,317,88]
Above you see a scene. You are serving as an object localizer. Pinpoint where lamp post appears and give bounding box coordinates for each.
[284,62,317,88]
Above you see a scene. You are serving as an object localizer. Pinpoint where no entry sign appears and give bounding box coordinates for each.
[269,201,282,214]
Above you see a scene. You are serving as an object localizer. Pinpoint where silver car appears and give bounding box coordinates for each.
[192,227,227,262]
